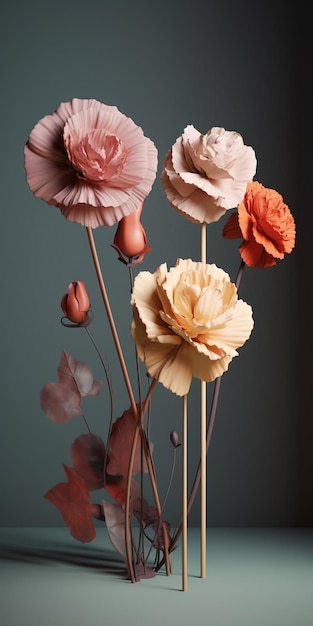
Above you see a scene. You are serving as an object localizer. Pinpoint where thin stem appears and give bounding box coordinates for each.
[86,227,162,582]
[235,259,246,289]
[128,263,145,559]
[200,221,207,579]
[86,228,171,580]
[160,446,178,515]
[86,227,137,415]
[155,258,247,571]
[84,326,114,484]
[125,417,140,582]
[82,413,91,433]
[124,378,171,576]
[182,394,188,592]
[155,376,221,571]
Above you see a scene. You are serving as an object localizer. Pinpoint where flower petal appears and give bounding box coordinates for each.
[24,98,158,228]
[131,258,254,395]
[162,125,257,223]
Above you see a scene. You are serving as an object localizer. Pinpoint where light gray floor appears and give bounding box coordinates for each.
[1,528,312,626]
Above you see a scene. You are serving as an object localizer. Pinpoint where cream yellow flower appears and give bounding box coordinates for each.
[131,258,254,396]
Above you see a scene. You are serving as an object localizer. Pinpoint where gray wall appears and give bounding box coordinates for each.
[1,0,311,528]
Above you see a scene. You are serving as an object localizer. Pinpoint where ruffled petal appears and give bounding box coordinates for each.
[24,98,158,228]
[231,182,296,268]
[131,258,254,395]
[162,125,256,223]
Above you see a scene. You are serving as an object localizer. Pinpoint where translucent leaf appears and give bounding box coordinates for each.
[40,350,103,423]
[70,433,105,490]
[105,475,139,506]
[102,500,127,560]
[106,406,153,477]
[40,382,81,423]
[58,350,103,397]
[44,465,96,543]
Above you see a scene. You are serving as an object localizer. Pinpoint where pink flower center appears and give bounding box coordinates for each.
[64,127,128,182]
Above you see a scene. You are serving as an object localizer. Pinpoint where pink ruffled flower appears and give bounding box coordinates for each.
[24,98,158,228]
[161,125,257,224]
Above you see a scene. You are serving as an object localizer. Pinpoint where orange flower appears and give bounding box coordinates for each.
[223,181,296,268]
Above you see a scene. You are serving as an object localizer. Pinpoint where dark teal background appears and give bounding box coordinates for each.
[1,0,310,528]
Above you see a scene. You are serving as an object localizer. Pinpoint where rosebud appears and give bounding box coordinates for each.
[113,202,147,258]
[61,281,90,323]
[170,431,180,448]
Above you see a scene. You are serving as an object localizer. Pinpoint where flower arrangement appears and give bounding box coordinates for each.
[24,98,296,590]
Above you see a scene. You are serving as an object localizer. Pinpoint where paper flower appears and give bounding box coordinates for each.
[24,98,158,228]
[222,181,296,267]
[131,258,254,396]
[25,101,296,584]
[112,201,151,263]
[161,125,257,224]
[61,280,90,323]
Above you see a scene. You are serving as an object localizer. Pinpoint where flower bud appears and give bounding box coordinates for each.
[113,202,147,258]
[170,431,180,448]
[61,281,90,323]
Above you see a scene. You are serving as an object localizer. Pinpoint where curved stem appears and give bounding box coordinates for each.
[81,413,91,433]
[125,418,140,582]
[86,226,160,582]
[86,228,169,578]
[160,446,177,515]
[124,378,170,577]
[84,326,114,484]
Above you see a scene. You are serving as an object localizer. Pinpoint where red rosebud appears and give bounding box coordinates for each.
[113,202,147,258]
[61,281,90,323]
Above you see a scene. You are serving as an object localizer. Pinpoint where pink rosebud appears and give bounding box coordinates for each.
[61,281,90,323]
[113,202,147,258]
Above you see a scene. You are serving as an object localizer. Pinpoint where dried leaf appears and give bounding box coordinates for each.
[105,475,139,506]
[133,497,171,550]
[40,383,81,423]
[106,406,153,477]
[58,350,103,397]
[70,433,105,490]
[44,465,96,543]
[90,503,105,521]
[102,500,127,560]
[40,351,103,423]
